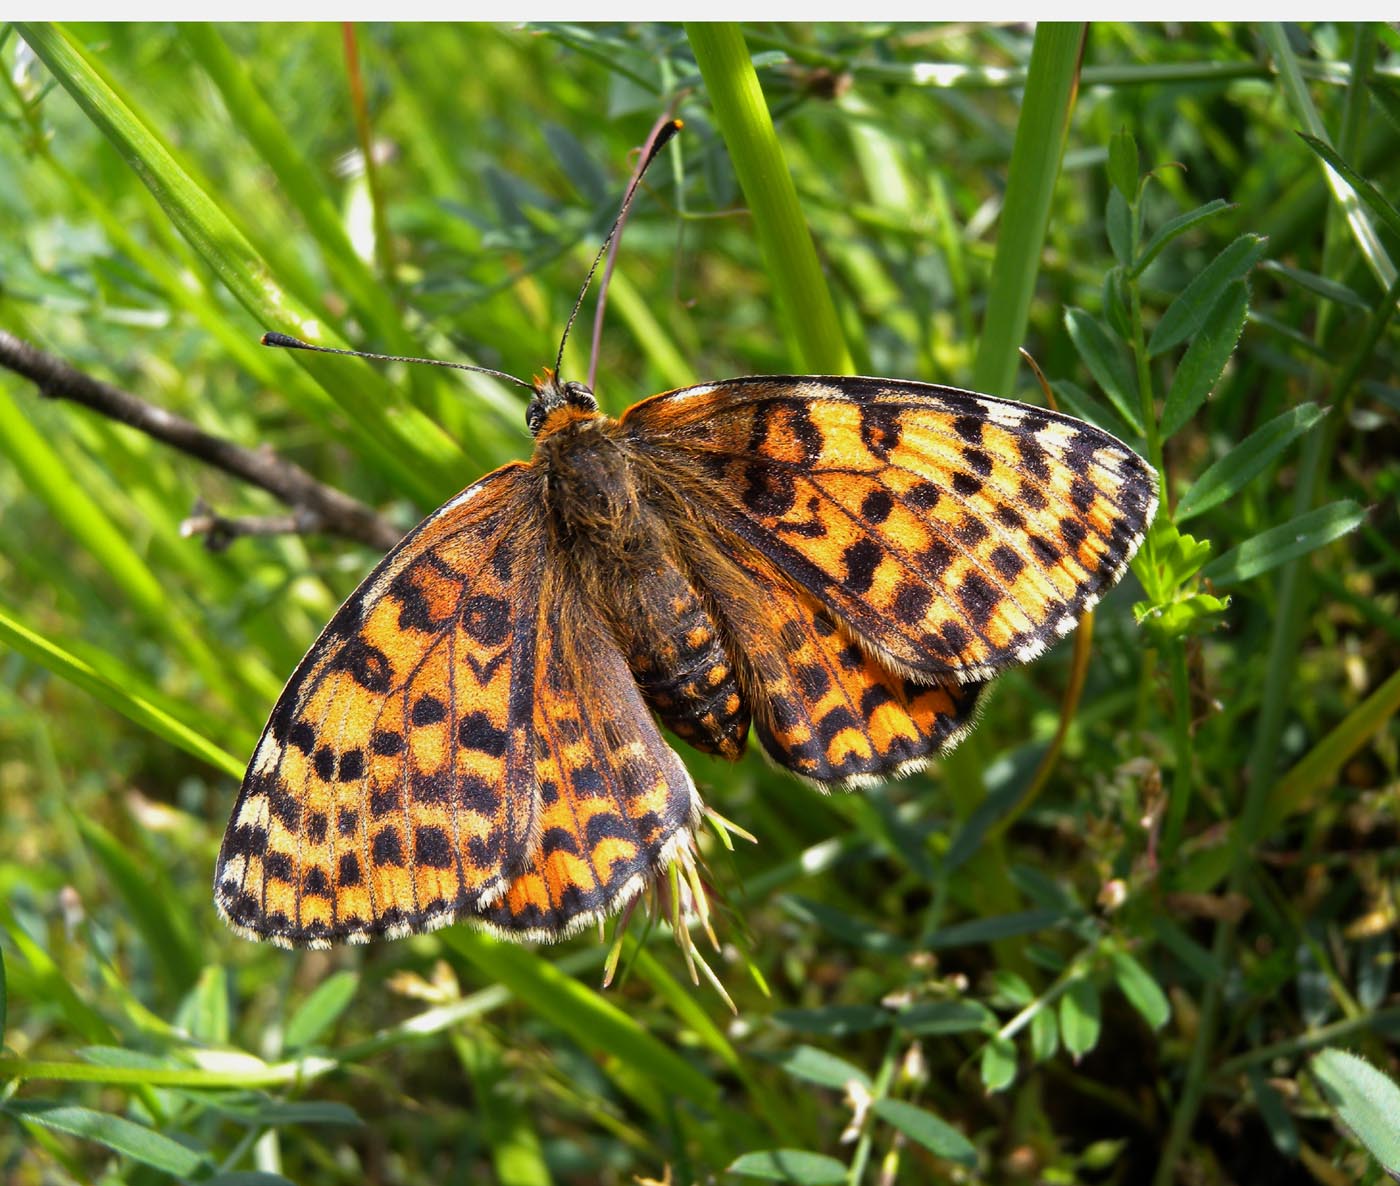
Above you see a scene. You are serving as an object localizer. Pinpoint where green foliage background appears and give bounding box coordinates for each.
[1,21,1398,1186]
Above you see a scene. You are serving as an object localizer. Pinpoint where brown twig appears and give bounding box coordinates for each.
[0,329,402,552]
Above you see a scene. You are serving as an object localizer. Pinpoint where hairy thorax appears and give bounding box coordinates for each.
[533,411,750,759]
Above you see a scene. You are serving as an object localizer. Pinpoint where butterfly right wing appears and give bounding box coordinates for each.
[216,463,546,948]
[624,377,1157,684]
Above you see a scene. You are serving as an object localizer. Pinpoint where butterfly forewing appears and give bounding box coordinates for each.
[216,463,546,947]
[623,377,1158,683]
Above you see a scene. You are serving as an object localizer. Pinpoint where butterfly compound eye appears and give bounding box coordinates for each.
[563,381,598,412]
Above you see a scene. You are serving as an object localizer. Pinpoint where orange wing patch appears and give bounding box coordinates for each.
[477,589,702,939]
[625,377,1157,682]
[215,464,545,948]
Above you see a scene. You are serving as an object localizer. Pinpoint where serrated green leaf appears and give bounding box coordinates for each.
[1064,308,1144,435]
[1135,592,1230,644]
[282,971,360,1052]
[1051,379,1137,444]
[872,1098,976,1165]
[1148,234,1267,357]
[1203,501,1366,587]
[1312,1049,1400,1171]
[1108,128,1139,201]
[1177,403,1328,521]
[5,1101,210,1176]
[729,1149,848,1184]
[980,1035,1017,1092]
[766,1045,871,1091]
[1060,978,1102,1059]
[1132,198,1232,277]
[1162,281,1249,439]
[1109,951,1170,1030]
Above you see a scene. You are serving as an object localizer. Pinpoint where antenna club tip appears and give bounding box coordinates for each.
[261,331,307,350]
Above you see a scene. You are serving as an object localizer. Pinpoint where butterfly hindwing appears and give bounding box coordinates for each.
[723,547,983,787]
[476,578,702,939]
[624,377,1157,682]
[215,463,546,947]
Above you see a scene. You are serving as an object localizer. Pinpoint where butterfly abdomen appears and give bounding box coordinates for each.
[616,561,751,761]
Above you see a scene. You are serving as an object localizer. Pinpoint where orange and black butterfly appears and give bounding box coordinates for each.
[215,124,1157,949]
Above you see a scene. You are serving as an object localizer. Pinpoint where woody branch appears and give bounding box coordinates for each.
[0,329,401,552]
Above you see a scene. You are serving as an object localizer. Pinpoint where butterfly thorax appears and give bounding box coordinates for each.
[529,413,751,760]
[534,412,648,546]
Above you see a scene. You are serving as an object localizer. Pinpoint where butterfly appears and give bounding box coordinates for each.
[214,125,1158,949]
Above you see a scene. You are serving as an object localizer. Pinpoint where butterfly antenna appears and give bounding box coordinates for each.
[260,332,536,392]
[553,118,683,383]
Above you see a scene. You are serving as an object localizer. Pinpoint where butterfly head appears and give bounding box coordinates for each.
[526,368,599,437]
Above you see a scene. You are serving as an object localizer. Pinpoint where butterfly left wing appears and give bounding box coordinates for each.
[623,376,1157,683]
[216,463,547,948]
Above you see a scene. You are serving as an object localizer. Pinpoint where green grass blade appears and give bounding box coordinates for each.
[972,22,1086,396]
[0,381,242,702]
[442,930,721,1113]
[685,23,852,374]
[0,604,244,779]
[1262,22,1397,291]
[15,22,466,505]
